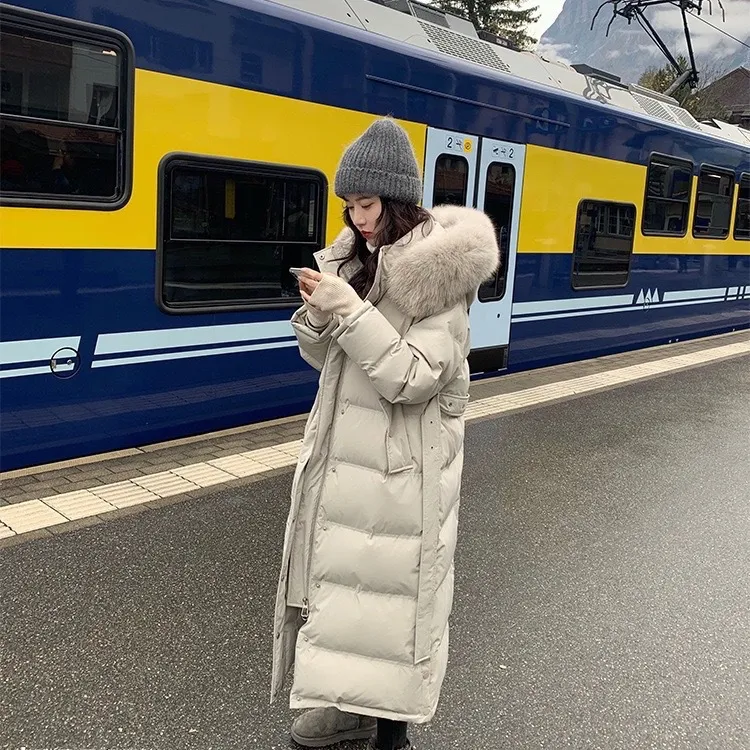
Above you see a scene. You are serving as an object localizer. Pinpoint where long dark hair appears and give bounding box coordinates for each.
[338,198,431,299]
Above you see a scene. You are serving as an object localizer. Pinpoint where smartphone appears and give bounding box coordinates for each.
[289,267,305,279]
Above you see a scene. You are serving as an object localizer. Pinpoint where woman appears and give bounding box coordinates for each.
[271,118,499,749]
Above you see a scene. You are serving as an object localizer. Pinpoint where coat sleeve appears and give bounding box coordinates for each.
[291,306,337,371]
[332,301,465,404]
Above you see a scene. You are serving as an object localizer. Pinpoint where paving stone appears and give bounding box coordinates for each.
[29,478,69,492]
[28,470,66,483]
[45,490,114,520]
[106,468,146,480]
[4,491,45,505]
[90,481,160,508]
[54,479,100,493]
[246,437,280,450]
[0,500,68,533]
[208,455,272,478]
[1,491,30,503]
[139,461,181,474]
[206,448,237,459]
[70,468,111,483]
[142,454,179,466]
[92,459,143,475]
[171,463,236,487]
[132,472,199,498]
[0,475,37,490]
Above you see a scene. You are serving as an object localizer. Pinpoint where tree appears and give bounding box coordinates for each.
[430,0,541,50]
[638,55,730,121]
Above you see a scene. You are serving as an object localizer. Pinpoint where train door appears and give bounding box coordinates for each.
[423,128,525,373]
[471,138,525,372]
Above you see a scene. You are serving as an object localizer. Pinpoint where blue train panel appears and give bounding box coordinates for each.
[0,249,319,469]
[2,247,748,469]
[510,254,750,369]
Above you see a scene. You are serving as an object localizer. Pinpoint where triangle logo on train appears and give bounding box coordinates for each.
[636,288,661,305]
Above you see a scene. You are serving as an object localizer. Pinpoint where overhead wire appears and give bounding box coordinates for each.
[683,7,750,49]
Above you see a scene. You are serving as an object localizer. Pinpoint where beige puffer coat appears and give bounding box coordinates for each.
[271,205,499,723]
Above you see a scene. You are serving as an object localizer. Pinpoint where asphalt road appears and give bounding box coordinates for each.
[2,356,748,750]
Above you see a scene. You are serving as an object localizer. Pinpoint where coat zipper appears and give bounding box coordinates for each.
[301,260,386,623]
[302,358,344,622]
[300,345,341,622]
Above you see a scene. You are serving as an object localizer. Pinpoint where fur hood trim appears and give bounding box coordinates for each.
[315,205,499,319]
[386,205,499,318]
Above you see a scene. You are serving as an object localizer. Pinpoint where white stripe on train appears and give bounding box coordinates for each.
[1,286,746,377]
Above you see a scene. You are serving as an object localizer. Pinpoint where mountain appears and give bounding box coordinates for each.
[538,0,750,84]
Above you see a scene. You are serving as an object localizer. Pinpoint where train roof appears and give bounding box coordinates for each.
[264,0,750,149]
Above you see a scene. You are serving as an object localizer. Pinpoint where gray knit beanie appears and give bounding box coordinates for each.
[334,118,422,204]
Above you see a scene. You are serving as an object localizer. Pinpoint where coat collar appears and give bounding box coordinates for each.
[314,205,500,319]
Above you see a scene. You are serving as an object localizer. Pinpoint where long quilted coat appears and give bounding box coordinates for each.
[271,205,499,723]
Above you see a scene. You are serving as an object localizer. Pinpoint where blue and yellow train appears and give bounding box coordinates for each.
[1,0,748,470]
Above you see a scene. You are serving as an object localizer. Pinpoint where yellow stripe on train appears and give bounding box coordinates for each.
[0,69,427,250]
[1,68,745,257]
[519,146,747,256]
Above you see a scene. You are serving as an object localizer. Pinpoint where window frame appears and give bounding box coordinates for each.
[691,163,735,240]
[0,4,134,210]
[571,198,636,291]
[156,153,328,315]
[733,172,750,241]
[641,152,694,238]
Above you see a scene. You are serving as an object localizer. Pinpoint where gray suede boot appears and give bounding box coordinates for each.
[291,707,377,747]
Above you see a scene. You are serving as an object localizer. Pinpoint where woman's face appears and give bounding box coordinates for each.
[345,194,382,243]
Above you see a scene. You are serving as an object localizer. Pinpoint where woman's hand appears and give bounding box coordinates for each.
[297,268,322,305]
[295,268,364,319]
[295,268,331,330]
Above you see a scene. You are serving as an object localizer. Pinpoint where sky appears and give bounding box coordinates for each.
[527,0,565,42]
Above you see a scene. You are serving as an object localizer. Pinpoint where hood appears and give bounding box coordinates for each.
[315,205,500,319]
[387,205,499,319]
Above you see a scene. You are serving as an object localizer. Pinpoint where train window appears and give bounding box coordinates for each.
[478,163,515,302]
[642,155,693,236]
[572,200,635,289]
[159,157,327,312]
[433,154,468,206]
[733,173,750,240]
[692,166,734,239]
[0,9,131,207]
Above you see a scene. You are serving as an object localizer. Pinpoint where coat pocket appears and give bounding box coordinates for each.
[379,398,414,474]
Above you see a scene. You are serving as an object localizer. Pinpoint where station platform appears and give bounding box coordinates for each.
[1,330,749,749]
[1,330,748,543]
